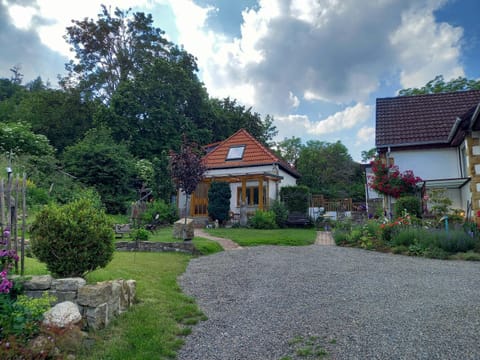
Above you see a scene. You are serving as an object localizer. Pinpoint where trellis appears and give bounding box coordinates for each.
[1,174,27,275]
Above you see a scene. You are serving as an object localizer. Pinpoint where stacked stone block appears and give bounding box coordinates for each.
[22,275,136,330]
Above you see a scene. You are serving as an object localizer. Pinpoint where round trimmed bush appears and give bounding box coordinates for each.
[30,198,114,278]
[394,195,422,218]
[249,210,277,229]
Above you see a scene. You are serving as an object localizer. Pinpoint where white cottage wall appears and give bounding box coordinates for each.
[391,148,461,180]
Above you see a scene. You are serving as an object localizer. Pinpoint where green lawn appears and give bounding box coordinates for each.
[17,226,312,358]
[205,228,317,246]
[24,252,206,359]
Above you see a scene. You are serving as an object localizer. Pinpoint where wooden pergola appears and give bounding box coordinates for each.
[190,172,283,217]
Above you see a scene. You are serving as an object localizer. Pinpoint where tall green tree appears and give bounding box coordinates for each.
[14,88,95,153]
[208,97,277,145]
[275,136,303,166]
[97,57,211,158]
[296,140,363,200]
[399,75,480,96]
[62,126,136,213]
[361,148,376,163]
[63,5,172,102]
[0,122,54,157]
[0,78,26,121]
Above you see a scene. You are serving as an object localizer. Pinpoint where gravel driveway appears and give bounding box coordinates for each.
[178,245,480,359]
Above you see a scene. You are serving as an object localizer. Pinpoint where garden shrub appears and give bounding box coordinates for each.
[390,227,420,247]
[452,251,480,261]
[415,229,441,250]
[280,185,310,213]
[364,220,381,239]
[208,182,231,223]
[141,199,178,225]
[131,228,150,242]
[271,200,289,228]
[394,196,421,218]
[436,230,476,253]
[249,210,277,229]
[428,188,452,217]
[380,223,397,242]
[0,292,56,340]
[407,244,424,256]
[333,230,349,245]
[348,228,363,245]
[423,246,449,260]
[334,219,353,232]
[391,245,408,254]
[30,198,115,277]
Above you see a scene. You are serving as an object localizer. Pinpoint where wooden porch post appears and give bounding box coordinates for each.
[258,177,264,210]
[242,178,247,204]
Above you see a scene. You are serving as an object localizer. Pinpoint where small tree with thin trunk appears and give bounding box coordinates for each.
[169,140,206,239]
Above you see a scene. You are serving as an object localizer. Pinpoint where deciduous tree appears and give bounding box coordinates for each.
[275,136,303,166]
[63,5,171,102]
[296,140,363,200]
[62,126,136,213]
[169,140,206,223]
[399,75,480,96]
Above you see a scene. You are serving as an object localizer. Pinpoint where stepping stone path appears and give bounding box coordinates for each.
[315,231,335,245]
[194,229,243,250]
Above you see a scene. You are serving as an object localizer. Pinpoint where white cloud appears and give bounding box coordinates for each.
[274,102,371,142]
[355,126,375,146]
[7,4,37,30]
[390,3,464,88]
[308,103,372,135]
[289,91,300,108]
[165,0,466,118]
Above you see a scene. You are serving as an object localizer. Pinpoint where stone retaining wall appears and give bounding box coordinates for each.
[22,275,136,330]
[115,241,198,254]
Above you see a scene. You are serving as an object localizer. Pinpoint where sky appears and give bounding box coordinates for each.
[1,0,479,161]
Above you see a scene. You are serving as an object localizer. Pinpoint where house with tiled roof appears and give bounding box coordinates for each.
[374,89,480,219]
[179,129,300,219]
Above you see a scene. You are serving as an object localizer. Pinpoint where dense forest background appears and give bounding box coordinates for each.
[0,6,365,214]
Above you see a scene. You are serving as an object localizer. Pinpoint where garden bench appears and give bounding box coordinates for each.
[286,212,310,227]
[114,224,132,238]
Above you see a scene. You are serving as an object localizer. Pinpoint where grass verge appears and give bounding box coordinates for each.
[205,228,317,246]
[23,252,206,359]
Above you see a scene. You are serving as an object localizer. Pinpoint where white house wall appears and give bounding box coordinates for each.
[391,148,461,180]
[460,182,471,211]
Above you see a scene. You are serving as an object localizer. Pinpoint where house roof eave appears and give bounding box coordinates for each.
[470,103,480,130]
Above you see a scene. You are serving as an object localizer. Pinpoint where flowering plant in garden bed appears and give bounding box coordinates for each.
[0,249,19,294]
[368,158,422,198]
[333,212,480,261]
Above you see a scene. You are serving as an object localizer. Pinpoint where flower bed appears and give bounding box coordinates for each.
[333,216,480,260]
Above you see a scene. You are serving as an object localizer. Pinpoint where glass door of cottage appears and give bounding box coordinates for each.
[191,182,209,217]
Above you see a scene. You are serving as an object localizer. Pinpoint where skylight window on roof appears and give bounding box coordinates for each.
[226,145,245,160]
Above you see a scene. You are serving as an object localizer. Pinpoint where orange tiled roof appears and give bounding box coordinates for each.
[202,129,300,178]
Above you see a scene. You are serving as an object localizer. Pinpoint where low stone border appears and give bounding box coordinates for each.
[22,275,136,330]
[115,241,198,254]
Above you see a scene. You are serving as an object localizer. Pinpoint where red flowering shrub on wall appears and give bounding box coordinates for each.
[368,158,422,198]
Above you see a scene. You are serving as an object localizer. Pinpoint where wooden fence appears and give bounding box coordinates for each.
[310,195,355,212]
[1,174,27,275]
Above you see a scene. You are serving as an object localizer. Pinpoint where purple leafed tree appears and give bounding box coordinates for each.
[169,141,206,229]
